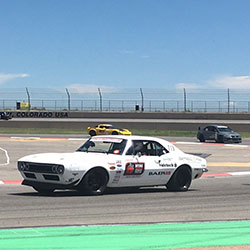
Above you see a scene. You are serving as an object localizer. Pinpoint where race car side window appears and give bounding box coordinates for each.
[153,142,169,156]
[126,140,168,156]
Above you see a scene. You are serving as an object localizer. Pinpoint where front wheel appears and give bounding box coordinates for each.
[166,166,192,191]
[215,134,224,143]
[78,168,108,195]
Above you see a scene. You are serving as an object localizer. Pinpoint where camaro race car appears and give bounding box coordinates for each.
[87,124,132,136]
[17,135,208,195]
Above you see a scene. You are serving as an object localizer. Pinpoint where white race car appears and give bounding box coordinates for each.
[18,135,208,195]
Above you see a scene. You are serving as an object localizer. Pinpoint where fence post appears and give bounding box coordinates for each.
[140,88,144,111]
[98,88,102,111]
[227,88,230,113]
[183,88,187,112]
[66,88,70,110]
[26,87,31,110]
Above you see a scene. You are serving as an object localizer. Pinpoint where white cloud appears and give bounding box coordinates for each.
[67,84,117,94]
[175,75,250,90]
[175,83,204,93]
[208,75,250,89]
[175,83,202,90]
[0,73,29,84]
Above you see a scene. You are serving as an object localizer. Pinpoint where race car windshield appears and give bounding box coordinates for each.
[217,127,232,132]
[77,139,127,155]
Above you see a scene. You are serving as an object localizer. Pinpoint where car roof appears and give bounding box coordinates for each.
[98,124,113,126]
[90,134,167,142]
[204,124,228,128]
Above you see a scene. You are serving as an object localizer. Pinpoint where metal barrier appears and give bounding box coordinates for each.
[1,87,250,112]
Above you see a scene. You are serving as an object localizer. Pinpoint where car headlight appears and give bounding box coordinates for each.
[52,164,65,174]
[56,165,65,174]
[18,162,31,171]
[18,162,26,171]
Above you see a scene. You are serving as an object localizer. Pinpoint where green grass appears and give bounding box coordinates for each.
[0,127,249,138]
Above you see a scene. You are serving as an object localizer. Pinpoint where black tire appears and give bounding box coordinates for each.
[79,168,108,195]
[112,131,119,135]
[166,166,192,192]
[89,130,96,136]
[198,135,205,142]
[33,187,55,195]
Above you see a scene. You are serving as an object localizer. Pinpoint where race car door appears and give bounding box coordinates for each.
[119,140,175,187]
[96,125,109,135]
[203,126,216,140]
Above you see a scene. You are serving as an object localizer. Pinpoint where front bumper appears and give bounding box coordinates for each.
[22,179,80,190]
[224,137,242,143]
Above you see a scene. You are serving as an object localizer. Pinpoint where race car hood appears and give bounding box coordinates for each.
[18,152,115,170]
[219,131,240,136]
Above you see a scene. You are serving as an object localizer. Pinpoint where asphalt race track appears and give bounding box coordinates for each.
[1,135,250,229]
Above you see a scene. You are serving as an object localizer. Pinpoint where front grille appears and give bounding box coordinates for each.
[24,163,57,173]
[18,161,65,175]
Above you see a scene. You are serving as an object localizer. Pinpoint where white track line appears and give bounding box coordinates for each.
[0,147,10,166]
[229,171,250,176]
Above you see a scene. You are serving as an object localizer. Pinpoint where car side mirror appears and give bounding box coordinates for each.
[135,152,142,157]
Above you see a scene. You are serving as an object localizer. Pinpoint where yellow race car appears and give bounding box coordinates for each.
[87,124,132,136]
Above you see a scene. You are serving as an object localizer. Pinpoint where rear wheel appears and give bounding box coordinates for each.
[166,166,192,191]
[89,130,96,136]
[112,131,118,135]
[198,134,205,142]
[78,168,108,195]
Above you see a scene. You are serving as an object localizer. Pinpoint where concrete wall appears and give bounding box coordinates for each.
[1,111,250,132]
[9,111,250,120]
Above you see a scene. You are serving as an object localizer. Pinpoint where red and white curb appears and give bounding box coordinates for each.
[0,180,22,185]
[174,141,250,148]
[203,171,250,178]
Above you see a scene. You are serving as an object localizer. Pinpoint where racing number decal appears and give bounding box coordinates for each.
[124,162,145,176]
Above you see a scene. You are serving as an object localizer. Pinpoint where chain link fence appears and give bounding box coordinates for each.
[0,87,250,112]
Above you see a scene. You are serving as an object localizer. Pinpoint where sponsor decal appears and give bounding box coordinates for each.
[159,163,176,167]
[112,170,122,183]
[16,112,68,118]
[124,162,145,176]
[149,171,172,176]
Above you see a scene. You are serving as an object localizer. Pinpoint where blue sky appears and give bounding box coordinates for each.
[1,0,250,92]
